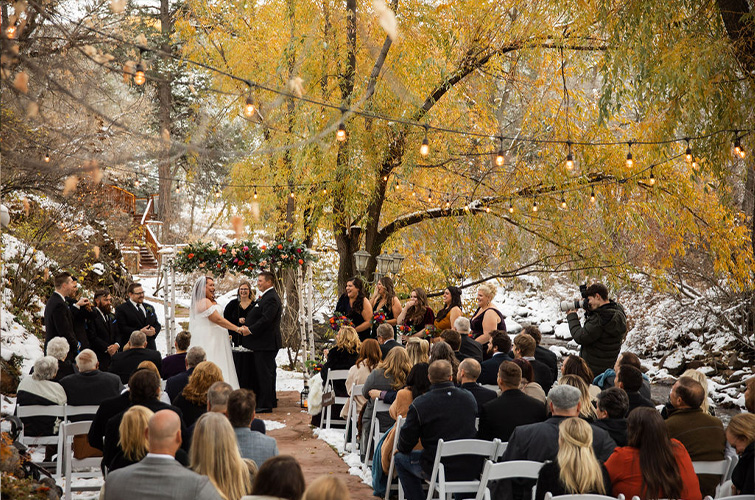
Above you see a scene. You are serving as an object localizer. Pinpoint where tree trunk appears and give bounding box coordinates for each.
[157,0,174,242]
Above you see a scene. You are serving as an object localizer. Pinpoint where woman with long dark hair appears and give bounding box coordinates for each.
[396,287,435,340]
[335,276,374,341]
[370,276,402,338]
[223,281,255,347]
[605,407,701,500]
[342,338,382,419]
[433,286,462,333]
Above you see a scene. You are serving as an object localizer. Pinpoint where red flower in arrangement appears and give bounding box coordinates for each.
[248,266,253,270]
[220,248,227,254]
[298,259,304,265]
[373,312,386,324]
[238,260,245,266]
[187,253,195,259]
[277,244,283,250]
[216,263,221,268]
[260,245,267,250]
[296,248,302,253]
[397,324,414,335]
[243,245,249,251]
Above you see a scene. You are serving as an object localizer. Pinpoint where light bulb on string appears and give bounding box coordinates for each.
[322,186,328,195]
[685,139,693,163]
[174,181,181,194]
[561,195,567,209]
[134,62,146,86]
[734,136,746,159]
[508,199,515,213]
[590,187,596,204]
[565,142,574,170]
[44,150,50,163]
[426,189,433,203]
[649,169,656,186]
[395,179,401,191]
[485,206,491,213]
[420,125,430,157]
[532,200,538,212]
[336,108,347,142]
[244,95,256,118]
[411,187,416,197]
[495,137,505,167]
[214,185,222,198]
[253,187,258,200]
[290,191,295,199]
[625,142,633,168]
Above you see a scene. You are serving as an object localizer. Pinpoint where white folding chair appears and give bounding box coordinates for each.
[472,459,544,500]
[343,382,364,452]
[494,441,508,460]
[16,404,67,480]
[723,455,738,483]
[60,421,103,500]
[707,496,755,500]
[481,384,499,393]
[693,457,736,498]
[319,369,350,430]
[385,415,404,500]
[425,438,500,500]
[363,400,391,467]
[545,494,624,500]
[65,404,100,421]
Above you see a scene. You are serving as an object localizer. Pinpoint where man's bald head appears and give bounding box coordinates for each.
[146,410,182,456]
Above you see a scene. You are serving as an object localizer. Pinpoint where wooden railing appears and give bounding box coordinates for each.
[101,184,163,267]
[102,185,136,215]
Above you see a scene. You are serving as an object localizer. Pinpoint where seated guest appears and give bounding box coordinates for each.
[453,317,484,363]
[513,357,546,404]
[303,475,350,500]
[524,325,558,384]
[605,407,701,500]
[746,376,754,413]
[404,337,427,365]
[502,384,616,463]
[60,349,123,407]
[228,389,278,467]
[172,361,224,427]
[593,387,629,446]
[535,417,612,500]
[559,374,598,421]
[440,329,465,362]
[107,405,153,472]
[161,331,191,380]
[250,455,306,500]
[594,351,652,400]
[478,361,546,442]
[513,332,553,394]
[317,325,360,425]
[109,331,162,384]
[428,340,459,383]
[457,358,497,413]
[191,412,251,500]
[46,336,76,382]
[342,338,381,420]
[137,360,171,404]
[166,346,206,402]
[661,368,717,418]
[561,354,600,400]
[395,360,479,500]
[617,364,654,415]
[665,376,726,497]
[102,369,187,470]
[17,356,67,445]
[103,410,222,500]
[725,413,755,494]
[478,331,512,385]
[377,323,402,359]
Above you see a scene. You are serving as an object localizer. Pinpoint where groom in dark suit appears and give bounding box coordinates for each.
[45,272,90,362]
[115,283,161,350]
[242,271,282,413]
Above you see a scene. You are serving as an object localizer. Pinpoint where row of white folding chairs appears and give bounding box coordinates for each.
[319,369,351,431]
[59,420,103,500]
[15,404,99,481]
[343,382,364,452]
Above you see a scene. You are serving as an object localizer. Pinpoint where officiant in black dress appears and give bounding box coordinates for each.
[223,281,255,347]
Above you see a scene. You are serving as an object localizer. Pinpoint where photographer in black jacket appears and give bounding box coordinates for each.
[566,283,626,376]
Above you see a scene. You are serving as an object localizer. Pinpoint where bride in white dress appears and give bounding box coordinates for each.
[189,276,242,389]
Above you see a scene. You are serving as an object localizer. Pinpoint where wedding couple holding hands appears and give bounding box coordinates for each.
[189,272,282,411]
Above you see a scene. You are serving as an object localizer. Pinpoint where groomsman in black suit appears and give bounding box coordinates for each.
[114,283,161,350]
[44,272,90,362]
[87,289,120,371]
[242,271,282,413]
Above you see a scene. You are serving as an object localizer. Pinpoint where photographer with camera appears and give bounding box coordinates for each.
[563,283,626,377]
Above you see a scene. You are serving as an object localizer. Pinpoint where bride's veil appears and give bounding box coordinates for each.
[190,276,212,320]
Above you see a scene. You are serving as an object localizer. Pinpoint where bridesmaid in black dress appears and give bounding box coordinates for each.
[335,276,374,342]
[223,281,255,347]
[369,276,402,339]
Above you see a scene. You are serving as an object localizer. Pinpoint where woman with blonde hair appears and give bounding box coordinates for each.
[535,417,610,499]
[190,412,251,500]
[405,337,429,365]
[303,475,350,500]
[314,326,360,426]
[559,374,598,421]
[396,287,435,340]
[172,361,224,427]
[342,338,382,419]
[725,413,755,494]
[471,283,506,345]
[108,406,154,472]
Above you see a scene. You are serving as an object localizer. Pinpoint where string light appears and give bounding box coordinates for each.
[420,125,430,157]
[411,187,416,197]
[445,199,451,209]
[174,181,181,194]
[322,186,327,195]
[561,195,567,209]
[734,135,746,159]
[649,169,656,186]
[532,200,538,212]
[214,185,222,198]
[253,187,258,199]
[485,205,491,213]
[565,142,574,170]
[395,179,401,191]
[590,187,596,203]
[244,94,256,118]
[508,199,515,213]
[134,177,141,188]
[134,62,146,86]
[685,139,693,163]
[495,137,505,167]
[6,23,17,39]
[427,190,432,203]
[336,108,347,142]
[625,142,633,168]
[44,150,50,163]
[290,191,295,199]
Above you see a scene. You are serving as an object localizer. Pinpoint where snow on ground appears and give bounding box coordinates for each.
[313,427,373,486]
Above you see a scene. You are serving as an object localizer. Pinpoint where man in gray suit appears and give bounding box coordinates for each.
[228,389,278,467]
[104,410,221,500]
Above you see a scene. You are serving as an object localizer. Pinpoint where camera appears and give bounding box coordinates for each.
[559,284,590,312]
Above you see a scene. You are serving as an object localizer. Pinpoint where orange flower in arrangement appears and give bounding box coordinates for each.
[298,259,304,265]
[260,245,267,250]
[220,248,227,254]
[188,253,195,259]
[277,244,283,250]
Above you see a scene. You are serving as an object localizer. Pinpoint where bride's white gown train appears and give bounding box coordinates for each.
[189,303,240,389]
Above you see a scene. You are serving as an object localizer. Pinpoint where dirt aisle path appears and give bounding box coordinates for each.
[266,390,377,499]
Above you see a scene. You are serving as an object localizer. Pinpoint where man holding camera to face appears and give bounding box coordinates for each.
[564,283,627,377]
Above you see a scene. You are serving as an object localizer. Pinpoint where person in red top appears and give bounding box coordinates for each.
[605,407,701,500]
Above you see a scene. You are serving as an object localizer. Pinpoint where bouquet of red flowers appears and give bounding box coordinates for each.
[373,311,386,324]
[423,325,439,338]
[397,324,414,336]
[329,312,353,331]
